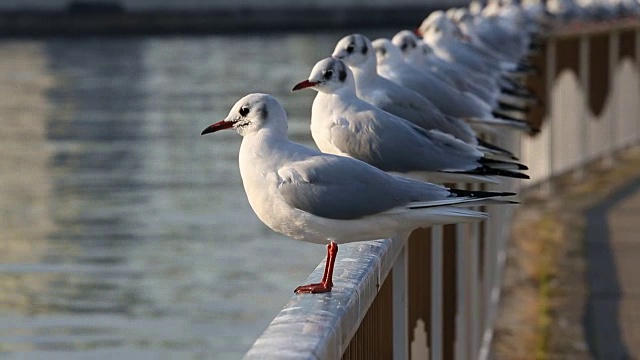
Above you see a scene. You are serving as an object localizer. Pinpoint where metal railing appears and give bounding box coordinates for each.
[244,19,640,360]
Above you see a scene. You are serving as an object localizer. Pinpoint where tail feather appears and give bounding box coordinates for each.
[466,113,534,133]
[407,189,516,209]
[445,166,530,180]
[447,188,517,198]
[476,137,518,160]
[496,101,530,113]
[479,157,529,170]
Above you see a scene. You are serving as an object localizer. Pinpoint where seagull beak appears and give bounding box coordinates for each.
[201,120,234,135]
[414,28,422,36]
[292,79,317,91]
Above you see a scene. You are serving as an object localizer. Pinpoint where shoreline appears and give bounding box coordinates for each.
[0,6,445,37]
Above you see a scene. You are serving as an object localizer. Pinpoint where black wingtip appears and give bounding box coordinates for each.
[479,157,529,171]
[476,137,519,160]
[448,188,517,198]
[447,166,530,180]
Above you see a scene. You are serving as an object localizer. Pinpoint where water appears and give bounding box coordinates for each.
[0,31,389,359]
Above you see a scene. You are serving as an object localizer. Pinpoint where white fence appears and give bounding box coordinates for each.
[245,20,640,360]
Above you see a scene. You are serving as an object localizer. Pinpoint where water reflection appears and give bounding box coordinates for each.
[0,32,385,358]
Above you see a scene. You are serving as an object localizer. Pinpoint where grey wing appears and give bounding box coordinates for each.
[378,87,478,144]
[276,155,449,220]
[375,90,441,130]
[329,108,481,173]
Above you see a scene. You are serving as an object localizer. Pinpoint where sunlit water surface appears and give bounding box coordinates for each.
[0,31,390,359]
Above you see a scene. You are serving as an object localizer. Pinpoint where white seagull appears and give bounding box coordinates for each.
[331,33,517,159]
[370,38,495,120]
[201,93,517,294]
[292,57,529,182]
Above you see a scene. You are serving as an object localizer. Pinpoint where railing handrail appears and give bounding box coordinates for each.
[245,234,408,359]
[244,18,640,360]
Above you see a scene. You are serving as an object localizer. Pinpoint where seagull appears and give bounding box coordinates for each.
[392,30,537,113]
[370,37,495,120]
[201,93,517,294]
[331,33,517,159]
[291,57,529,182]
[371,39,535,133]
[391,30,500,106]
[417,11,504,74]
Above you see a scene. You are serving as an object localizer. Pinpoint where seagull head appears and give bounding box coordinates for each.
[420,13,465,41]
[415,10,445,37]
[371,38,405,67]
[391,31,434,63]
[201,93,287,137]
[391,30,420,56]
[292,57,355,95]
[331,34,376,70]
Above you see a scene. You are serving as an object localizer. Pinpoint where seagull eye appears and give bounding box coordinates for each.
[346,43,355,54]
[239,106,250,117]
[323,69,333,80]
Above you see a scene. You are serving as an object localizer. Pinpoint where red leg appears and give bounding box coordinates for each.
[294,241,338,294]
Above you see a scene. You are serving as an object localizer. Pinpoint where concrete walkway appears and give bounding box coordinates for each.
[584,176,640,359]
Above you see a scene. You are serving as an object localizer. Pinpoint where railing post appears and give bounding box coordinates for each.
[637,28,640,146]
[442,223,457,359]
[545,38,556,192]
[606,30,620,163]
[577,35,590,179]
[468,184,482,359]
[393,242,408,360]
[456,192,470,360]
[408,228,432,360]
[431,225,443,360]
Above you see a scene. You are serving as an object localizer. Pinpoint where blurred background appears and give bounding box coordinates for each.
[0,0,464,359]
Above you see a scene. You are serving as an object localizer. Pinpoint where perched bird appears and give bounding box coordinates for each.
[201,93,517,293]
[331,33,517,159]
[373,38,536,133]
[371,38,496,120]
[292,57,529,182]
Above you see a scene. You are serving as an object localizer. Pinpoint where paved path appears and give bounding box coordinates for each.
[585,176,640,359]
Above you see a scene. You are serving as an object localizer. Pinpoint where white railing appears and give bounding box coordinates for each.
[245,20,640,360]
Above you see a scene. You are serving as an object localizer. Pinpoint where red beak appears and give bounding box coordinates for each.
[292,79,317,91]
[201,120,234,135]
[414,27,423,36]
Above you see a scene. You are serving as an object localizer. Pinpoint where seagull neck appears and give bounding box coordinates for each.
[350,61,378,87]
[332,86,359,102]
[241,127,293,169]
[353,56,377,75]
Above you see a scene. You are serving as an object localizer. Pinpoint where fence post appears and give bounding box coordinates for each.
[607,30,620,163]
[442,223,457,359]
[637,28,640,146]
[456,195,470,360]
[393,242,408,360]
[431,226,443,360]
[577,35,590,179]
[546,39,556,192]
[408,228,432,360]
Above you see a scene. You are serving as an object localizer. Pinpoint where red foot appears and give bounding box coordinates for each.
[294,282,333,294]
[293,241,338,295]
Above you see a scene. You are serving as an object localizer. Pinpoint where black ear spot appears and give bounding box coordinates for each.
[258,105,268,119]
[361,45,368,55]
[376,47,387,56]
[339,70,347,82]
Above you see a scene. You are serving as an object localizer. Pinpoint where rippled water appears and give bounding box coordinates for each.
[0,31,389,359]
